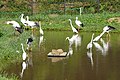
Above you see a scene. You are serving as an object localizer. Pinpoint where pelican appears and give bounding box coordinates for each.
[75,17,84,31]
[87,33,94,49]
[25,16,39,29]
[21,43,27,60]
[6,21,23,34]
[20,14,27,26]
[39,21,44,35]
[68,19,78,34]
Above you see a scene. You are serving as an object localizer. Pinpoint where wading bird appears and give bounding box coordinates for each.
[39,21,44,35]
[20,14,27,26]
[25,16,39,29]
[26,37,33,51]
[66,34,78,47]
[20,61,27,78]
[21,43,27,60]
[93,25,115,42]
[75,17,84,31]
[69,19,78,34]
[87,33,94,49]
[7,21,23,34]
[87,47,94,68]
[103,25,115,36]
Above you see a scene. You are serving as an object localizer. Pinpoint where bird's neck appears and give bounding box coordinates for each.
[21,44,25,53]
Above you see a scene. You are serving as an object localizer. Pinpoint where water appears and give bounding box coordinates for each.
[3,31,120,80]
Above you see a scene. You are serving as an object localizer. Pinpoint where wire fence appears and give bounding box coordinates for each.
[0,0,119,18]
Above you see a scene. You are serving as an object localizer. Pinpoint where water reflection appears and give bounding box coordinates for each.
[87,47,94,68]
[20,61,27,78]
[39,35,44,47]
[100,38,109,56]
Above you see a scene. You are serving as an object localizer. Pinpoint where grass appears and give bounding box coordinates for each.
[0,12,120,79]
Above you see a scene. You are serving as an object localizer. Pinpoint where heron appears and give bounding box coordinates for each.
[68,19,78,34]
[87,33,94,49]
[7,21,23,34]
[75,17,84,31]
[21,43,27,60]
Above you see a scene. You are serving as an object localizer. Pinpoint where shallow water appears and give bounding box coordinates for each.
[3,31,120,80]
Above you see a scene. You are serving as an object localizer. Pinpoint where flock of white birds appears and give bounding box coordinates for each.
[6,14,116,75]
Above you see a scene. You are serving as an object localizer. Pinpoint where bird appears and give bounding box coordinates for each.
[68,19,78,34]
[93,25,115,42]
[39,35,44,47]
[21,43,27,60]
[103,25,115,37]
[66,34,78,47]
[25,16,39,29]
[87,33,94,49]
[39,21,44,35]
[75,17,84,31]
[93,42,103,53]
[93,31,105,42]
[20,61,27,78]
[7,21,23,34]
[26,37,33,51]
[100,38,109,56]
[87,47,94,68]
[20,14,27,26]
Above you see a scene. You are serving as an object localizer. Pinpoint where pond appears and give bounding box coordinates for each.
[3,31,120,80]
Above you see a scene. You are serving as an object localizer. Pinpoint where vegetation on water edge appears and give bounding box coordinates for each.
[0,12,120,79]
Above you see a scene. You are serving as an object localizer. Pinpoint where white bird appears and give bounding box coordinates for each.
[87,33,94,49]
[103,25,115,33]
[93,42,103,53]
[67,46,73,56]
[21,43,27,60]
[87,47,94,68]
[100,38,109,56]
[66,34,78,47]
[39,35,44,47]
[7,21,23,34]
[39,21,44,35]
[74,35,82,50]
[93,25,115,42]
[75,17,84,31]
[69,19,78,34]
[25,16,39,29]
[20,61,27,78]
[20,14,27,26]
[103,25,115,36]
[93,31,105,42]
